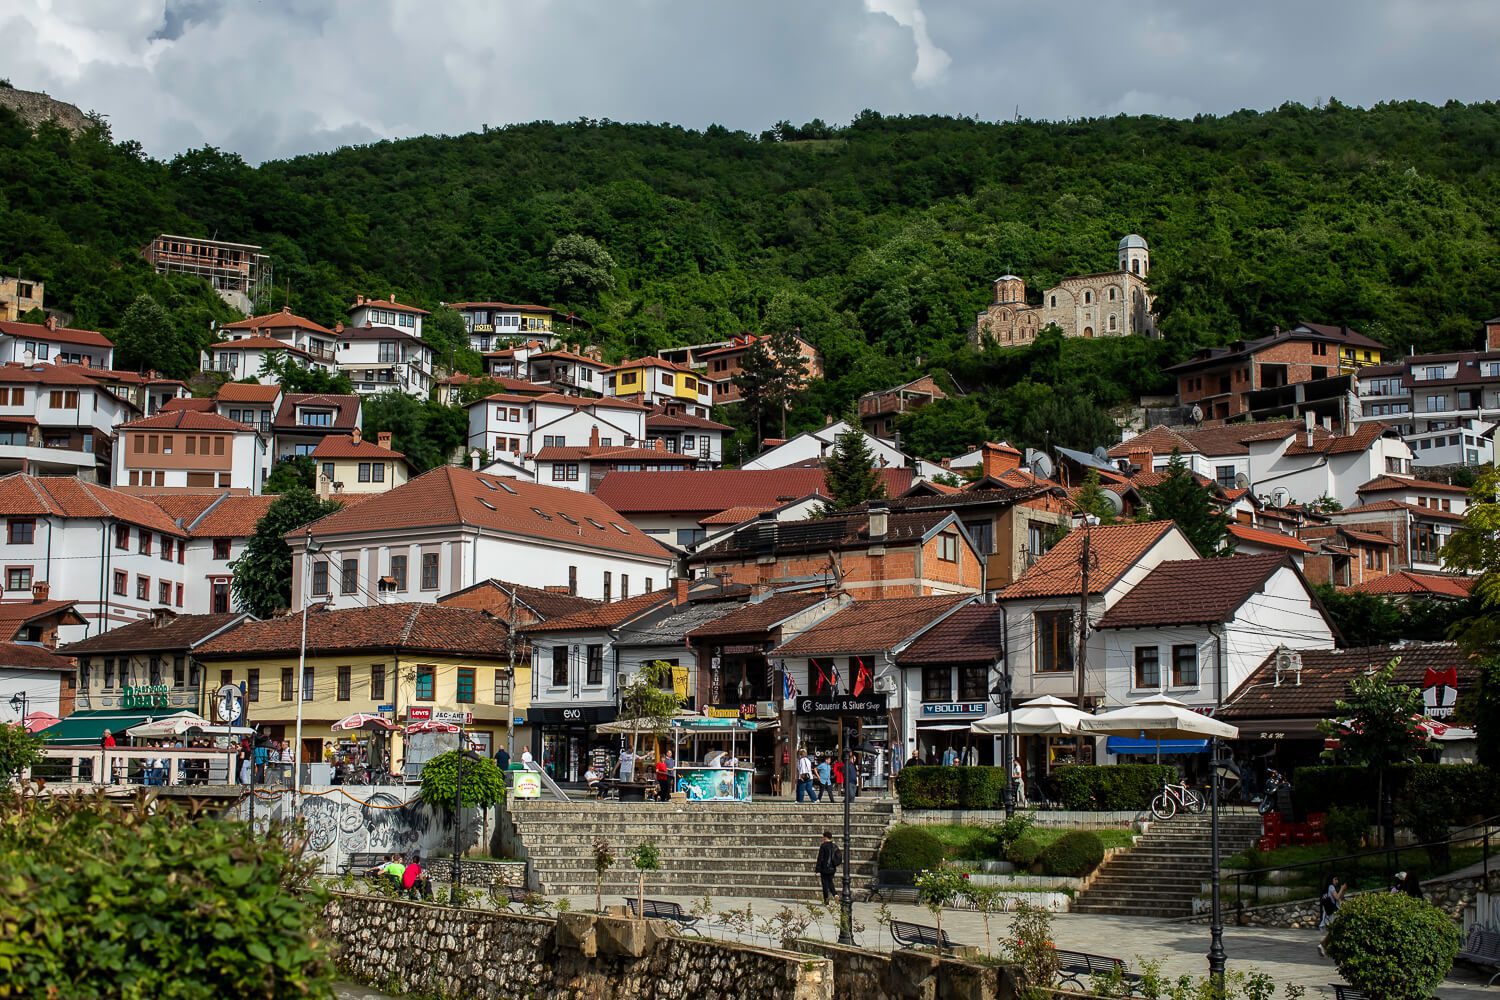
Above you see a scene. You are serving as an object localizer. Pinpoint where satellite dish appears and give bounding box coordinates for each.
[1028,452,1055,481]
[1092,446,1110,463]
[1234,472,1250,490]
[1190,405,1204,425]
[1272,487,1290,507]
[1102,490,1125,516]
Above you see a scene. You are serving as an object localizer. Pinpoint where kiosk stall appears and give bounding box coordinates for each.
[668,716,777,802]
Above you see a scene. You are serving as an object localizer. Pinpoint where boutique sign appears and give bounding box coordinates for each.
[921,702,987,717]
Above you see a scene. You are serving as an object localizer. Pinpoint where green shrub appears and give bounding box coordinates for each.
[1038,830,1105,877]
[1324,805,1371,853]
[878,826,946,871]
[1325,893,1460,1000]
[975,811,1035,859]
[0,790,335,997]
[1006,837,1042,869]
[1294,764,1497,819]
[895,766,1007,809]
[1050,764,1176,810]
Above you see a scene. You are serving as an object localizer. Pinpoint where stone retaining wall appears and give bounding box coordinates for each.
[421,858,527,889]
[324,892,832,1000]
[900,810,1142,830]
[800,940,1014,1000]
[1186,872,1498,928]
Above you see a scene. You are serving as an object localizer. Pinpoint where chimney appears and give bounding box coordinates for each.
[589,425,600,448]
[868,499,890,539]
[31,581,49,603]
[282,305,292,315]
[654,438,665,452]
[335,321,344,334]
[1127,447,1154,474]
[45,315,58,331]
[469,449,481,471]
[674,576,690,605]
[1305,411,1315,448]
[389,294,396,303]
[356,294,365,306]
[316,472,331,501]
[351,426,362,444]
[980,441,1022,479]
[1487,319,1500,353]
[376,431,392,450]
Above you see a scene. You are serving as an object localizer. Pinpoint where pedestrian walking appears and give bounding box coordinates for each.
[816,756,832,802]
[1012,756,1028,807]
[494,746,510,771]
[1316,874,1344,956]
[815,830,842,905]
[655,754,670,801]
[795,749,814,803]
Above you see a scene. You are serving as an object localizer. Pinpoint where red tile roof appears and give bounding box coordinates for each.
[607,356,696,374]
[532,393,647,412]
[209,335,314,356]
[521,589,673,634]
[147,493,278,537]
[1338,500,1466,523]
[1340,527,1398,547]
[349,297,429,315]
[0,641,75,671]
[595,468,914,514]
[302,466,672,561]
[449,301,555,314]
[1095,554,1298,628]
[1347,572,1475,598]
[1357,475,1470,495]
[310,434,406,461]
[196,603,507,659]
[897,603,1004,665]
[0,475,185,535]
[1227,523,1313,553]
[1001,521,1179,600]
[531,350,606,366]
[776,595,971,656]
[1283,422,1393,457]
[120,409,253,432]
[0,599,86,637]
[437,578,599,621]
[684,592,835,639]
[0,319,112,349]
[1220,642,1471,722]
[442,374,550,394]
[337,324,430,346]
[1108,422,1304,460]
[159,397,217,413]
[0,363,108,387]
[65,612,246,654]
[221,308,334,336]
[646,409,734,431]
[215,382,282,403]
[534,445,694,463]
[273,393,361,431]
[700,505,778,526]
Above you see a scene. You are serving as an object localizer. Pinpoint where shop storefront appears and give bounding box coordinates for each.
[914,700,993,765]
[529,706,618,784]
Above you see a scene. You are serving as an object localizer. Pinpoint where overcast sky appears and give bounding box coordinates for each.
[6,0,1498,163]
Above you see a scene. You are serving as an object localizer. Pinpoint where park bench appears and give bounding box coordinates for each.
[1331,985,1372,1000]
[867,869,918,903]
[623,897,702,933]
[1055,950,1143,993]
[1457,924,1500,985]
[341,852,389,877]
[889,919,954,952]
[490,884,549,914]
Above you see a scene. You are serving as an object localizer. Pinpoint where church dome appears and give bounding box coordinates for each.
[1118,234,1148,250]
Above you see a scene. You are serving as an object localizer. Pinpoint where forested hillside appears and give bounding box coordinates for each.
[2,99,1499,457]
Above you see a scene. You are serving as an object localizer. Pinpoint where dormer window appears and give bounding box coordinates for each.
[299,409,332,427]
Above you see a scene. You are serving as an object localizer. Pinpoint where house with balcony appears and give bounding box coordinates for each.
[858,375,948,439]
[449,302,561,352]
[202,307,339,382]
[1169,322,1385,424]
[528,348,608,397]
[644,404,730,466]
[272,393,362,461]
[212,381,281,434]
[336,324,435,397]
[348,295,428,339]
[693,333,822,406]
[604,357,714,416]
[310,430,410,496]
[0,363,135,478]
[465,392,650,471]
[113,410,270,494]
[536,437,700,492]
[0,317,114,369]
[480,340,548,381]
[1315,497,1466,577]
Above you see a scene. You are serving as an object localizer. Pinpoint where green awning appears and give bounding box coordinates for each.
[37,709,183,746]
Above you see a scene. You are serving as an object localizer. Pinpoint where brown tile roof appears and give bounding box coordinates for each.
[120,409,252,432]
[65,612,246,655]
[1337,500,1466,523]
[607,356,698,373]
[1001,521,1179,599]
[349,297,429,315]
[0,475,185,535]
[0,362,110,387]
[534,445,694,463]
[1339,527,1398,547]
[302,466,672,561]
[690,508,957,561]
[215,382,282,403]
[531,350,606,366]
[1283,422,1393,457]
[521,589,674,634]
[273,393,361,431]
[0,642,75,671]
[159,397,216,413]
[595,468,914,514]
[897,603,1004,665]
[646,409,734,432]
[184,495,278,537]
[1227,523,1313,553]
[311,434,406,461]
[221,308,334,336]
[776,595,972,656]
[209,335,315,356]
[1108,422,1304,460]
[1347,572,1475,599]
[1357,475,1470,495]
[196,603,506,659]
[437,579,600,621]
[685,591,835,639]
[444,374,551,394]
[700,505,778,526]
[1095,554,1298,628]
[1220,642,1472,722]
[531,392,646,412]
[0,319,112,349]
[0,599,86,637]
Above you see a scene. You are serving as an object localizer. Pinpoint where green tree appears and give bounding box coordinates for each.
[1441,464,1500,654]
[630,839,662,922]
[263,456,316,494]
[360,391,466,473]
[230,487,341,618]
[418,750,505,815]
[256,351,354,395]
[822,410,886,510]
[112,293,193,377]
[617,660,685,757]
[425,305,482,377]
[547,234,616,306]
[1311,584,1406,647]
[1325,893,1460,1000]
[732,331,810,440]
[0,722,44,781]
[1140,450,1231,555]
[1073,469,1117,525]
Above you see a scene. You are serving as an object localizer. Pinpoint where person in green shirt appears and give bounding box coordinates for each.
[382,855,405,891]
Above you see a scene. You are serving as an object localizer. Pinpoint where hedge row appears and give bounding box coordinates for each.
[894,766,1007,809]
[1049,764,1177,811]
[1292,764,1498,819]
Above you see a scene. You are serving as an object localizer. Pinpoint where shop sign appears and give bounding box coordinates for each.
[512,772,541,799]
[434,711,472,725]
[377,704,395,713]
[796,694,886,718]
[121,684,170,710]
[922,702,987,717]
[705,704,758,720]
[1423,667,1458,719]
[472,324,494,333]
[407,707,432,721]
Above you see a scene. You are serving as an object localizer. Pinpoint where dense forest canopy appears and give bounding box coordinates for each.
[2,99,1498,458]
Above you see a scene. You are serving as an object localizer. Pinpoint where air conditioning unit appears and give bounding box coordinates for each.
[1272,647,1303,688]
[618,673,636,689]
[872,676,897,694]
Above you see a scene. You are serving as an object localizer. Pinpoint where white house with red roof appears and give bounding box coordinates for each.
[310,430,410,495]
[0,317,114,369]
[335,323,434,397]
[202,306,338,381]
[448,302,560,351]
[272,393,362,460]
[150,493,277,614]
[528,348,609,396]
[286,466,674,608]
[0,363,137,477]
[464,391,650,472]
[212,381,281,433]
[348,294,428,339]
[112,409,270,494]
[0,475,193,641]
[645,403,731,465]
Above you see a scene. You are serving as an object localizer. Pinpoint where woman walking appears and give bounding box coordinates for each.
[1316,874,1345,957]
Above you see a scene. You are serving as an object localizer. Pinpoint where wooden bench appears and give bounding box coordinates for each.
[1331,985,1372,1000]
[489,884,549,914]
[341,852,389,877]
[867,869,918,903]
[1457,925,1500,985]
[1055,950,1142,992]
[890,919,954,952]
[624,897,701,933]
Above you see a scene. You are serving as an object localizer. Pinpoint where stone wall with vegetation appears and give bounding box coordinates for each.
[323,893,833,1000]
[1191,873,1495,929]
[800,940,1014,1000]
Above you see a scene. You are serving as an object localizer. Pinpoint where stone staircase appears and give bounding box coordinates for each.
[1071,809,1264,917]
[506,799,897,901]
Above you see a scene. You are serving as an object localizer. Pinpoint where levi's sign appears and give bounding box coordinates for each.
[796,695,887,717]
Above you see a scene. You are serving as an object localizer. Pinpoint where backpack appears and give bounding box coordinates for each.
[1320,890,1337,916]
[829,843,843,869]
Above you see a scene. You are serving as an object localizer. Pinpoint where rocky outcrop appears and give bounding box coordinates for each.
[0,86,90,135]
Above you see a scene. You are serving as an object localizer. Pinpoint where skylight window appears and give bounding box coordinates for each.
[497,480,517,494]
[531,507,552,520]
[610,522,630,534]
[586,518,605,530]
[478,498,497,511]
[559,512,579,526]
[479,478,497,491]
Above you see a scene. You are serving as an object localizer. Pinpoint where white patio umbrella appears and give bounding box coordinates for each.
[971,695,1089,735]
[126,712,213,739]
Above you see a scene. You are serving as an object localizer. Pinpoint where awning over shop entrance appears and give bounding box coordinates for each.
[1105,737,1210,755]
[37,708,186,746]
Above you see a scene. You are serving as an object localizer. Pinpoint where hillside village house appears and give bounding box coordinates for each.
[604,357,714,415]
[288,466,674,608]
[449,302,560,352]
[691,333,823,406]
[65,610,248,718]
[149,493,277,614]
[112,410,271,494]
[202,308,339,381]
[478,341,548,381]
[464,392,649,470]
[310,431,410,496]
[273,393,362,460]
[0,317,114,369]
[645,404,731,465]
[348,295,427,339]
[438,373,548,407]
[212,381,280,433]
[0,592,86,647]
[336,323,434,397]
[858,375,947,438]
[742,421,914,472]
[528,348,609,397]
[195,603,512,770]
[894,602,1006,766]
[534,438,700,491]
[0,640,76,727]
[0,275,44,323]
[0,363,136,478]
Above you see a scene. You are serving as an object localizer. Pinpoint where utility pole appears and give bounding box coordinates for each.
[505,591,518,763]
[1076,520,1090,707]
[451,715,465,905]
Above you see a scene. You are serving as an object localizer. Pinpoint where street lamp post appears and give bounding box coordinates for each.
[1208,738,1227,987]
[293,532,323,820]
[9,692,28,728]
[990,662,1014,818]
[451,716,465,905]
[838,748,854,945]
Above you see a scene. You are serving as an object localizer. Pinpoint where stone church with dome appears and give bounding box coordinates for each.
[973,234,1157,348]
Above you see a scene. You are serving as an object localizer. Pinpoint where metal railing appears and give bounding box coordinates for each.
[25,747,241,787]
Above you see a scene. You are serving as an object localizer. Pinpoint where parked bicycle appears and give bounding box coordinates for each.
[1151,780,1205,820]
